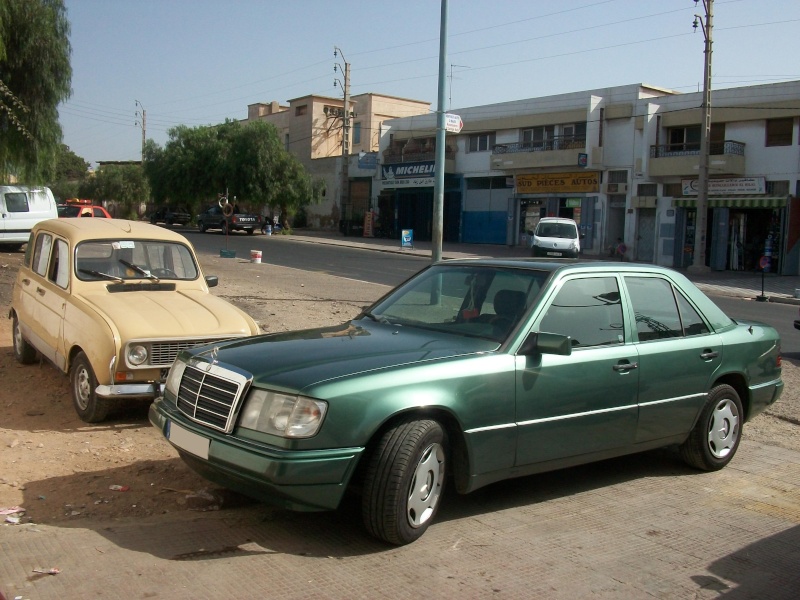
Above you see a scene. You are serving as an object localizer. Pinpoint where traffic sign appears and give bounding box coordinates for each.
[445,113,463,133]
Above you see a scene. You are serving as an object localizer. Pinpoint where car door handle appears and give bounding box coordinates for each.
[700,350,719,360]
[613,362,638,372]
[36,287,46,296]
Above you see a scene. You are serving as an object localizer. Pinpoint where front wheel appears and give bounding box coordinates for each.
[70,351,112,423]
[12,314,37,364]
[198,221,206,233]
[680,384,743,471]
[362,419,446,545]
[221,221,229,235]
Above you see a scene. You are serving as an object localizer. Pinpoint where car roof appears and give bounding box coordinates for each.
[538,217,576,223]
[33,218,192,244]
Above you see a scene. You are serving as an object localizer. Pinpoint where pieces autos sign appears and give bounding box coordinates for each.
[516,172,599,194]
[381,161,435,188]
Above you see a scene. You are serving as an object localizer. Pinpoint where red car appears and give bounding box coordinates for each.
[58,203,112,218]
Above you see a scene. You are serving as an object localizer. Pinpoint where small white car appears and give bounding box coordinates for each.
[530,217,581,258]
[10,218,260,422]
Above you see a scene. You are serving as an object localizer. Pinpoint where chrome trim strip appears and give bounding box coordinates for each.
[638,393,706,407]
[464,423,516,434]
[517,403,638,426]
[750,377,782,391]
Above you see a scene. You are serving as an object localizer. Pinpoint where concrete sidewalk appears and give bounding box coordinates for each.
[287,230,800,305]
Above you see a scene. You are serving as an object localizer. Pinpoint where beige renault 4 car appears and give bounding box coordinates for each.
[10,219,260,422]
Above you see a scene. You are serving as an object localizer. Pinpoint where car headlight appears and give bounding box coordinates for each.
[239,389,327,438]
[164,360,186,399]
[128,344,148,365]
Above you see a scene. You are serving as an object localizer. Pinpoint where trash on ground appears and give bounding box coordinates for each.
[32,567,61,575]
[109,485,130,492]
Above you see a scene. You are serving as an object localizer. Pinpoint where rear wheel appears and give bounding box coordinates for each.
[70,351,112,423]
[680,384,742,471]
[198,221,206,233]
[362,419,446,545]
[12,314,37,364]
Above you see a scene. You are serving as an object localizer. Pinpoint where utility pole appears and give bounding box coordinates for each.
[689,0,713,272]
[334,47,351,234]
[432,0,448,263]
[135,100,146,163]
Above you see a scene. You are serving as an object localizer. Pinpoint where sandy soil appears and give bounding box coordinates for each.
[1,244,797,525]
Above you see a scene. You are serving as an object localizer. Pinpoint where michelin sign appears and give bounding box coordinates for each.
[381,161,435,188]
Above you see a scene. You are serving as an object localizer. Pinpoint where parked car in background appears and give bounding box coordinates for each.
[530,217,581,258]
[150,260,782,545]
[58,203,112,218]
[0,185,59,251]
[10,219,260,423]
[149,205,191,227]
[197,204,263,235]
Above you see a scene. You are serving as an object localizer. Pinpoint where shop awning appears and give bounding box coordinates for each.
[673,196,788,208]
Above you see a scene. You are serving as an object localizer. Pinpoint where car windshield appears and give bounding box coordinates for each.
[364,264,549,342]
[75,239,199,281]
[537,222,577,238]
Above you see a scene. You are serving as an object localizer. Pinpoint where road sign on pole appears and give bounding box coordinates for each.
[445,113,463,133]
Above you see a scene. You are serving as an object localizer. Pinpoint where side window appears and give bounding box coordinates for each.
[33,233,53,277]
[48,239,70,289]
[624,277,682,341]
[676,292,710,337]
[539,277,624,348]
[5,192,30,213]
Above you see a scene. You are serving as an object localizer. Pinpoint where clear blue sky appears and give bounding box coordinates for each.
[60,0,800,165]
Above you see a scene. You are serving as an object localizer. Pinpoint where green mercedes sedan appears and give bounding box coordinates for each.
[149,260,783,545]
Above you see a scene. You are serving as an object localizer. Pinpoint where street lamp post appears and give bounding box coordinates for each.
[135,100,146,163]
[689,0,713,273]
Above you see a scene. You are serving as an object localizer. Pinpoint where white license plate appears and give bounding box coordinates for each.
[547,251,563,256]
[168,421,209,459]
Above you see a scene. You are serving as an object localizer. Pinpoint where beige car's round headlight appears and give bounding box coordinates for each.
[127,345,148,366]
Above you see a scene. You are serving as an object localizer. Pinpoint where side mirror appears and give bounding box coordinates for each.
[205,275,219,288]
[519,331,572,356]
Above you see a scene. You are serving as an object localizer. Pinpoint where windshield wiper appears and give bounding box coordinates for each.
[118,259,160,282]
[78,268,123,283]
[363,311,393,325]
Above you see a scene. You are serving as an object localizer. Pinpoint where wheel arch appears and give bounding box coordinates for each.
[352,406,471,495]
[712,372,749,419]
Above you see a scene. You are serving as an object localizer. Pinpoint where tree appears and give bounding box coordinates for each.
[0,0,72,183]
[79,164,150,219]
[55,144,89,181]
[144,120,323,221]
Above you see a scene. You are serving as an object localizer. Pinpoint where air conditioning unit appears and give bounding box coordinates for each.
[603,183,628,194]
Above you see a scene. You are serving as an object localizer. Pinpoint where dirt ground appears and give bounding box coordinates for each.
[1,244,797,526]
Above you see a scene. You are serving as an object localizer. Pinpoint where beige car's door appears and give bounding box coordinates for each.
[20,232,70,369]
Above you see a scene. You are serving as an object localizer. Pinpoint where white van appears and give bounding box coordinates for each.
[530,217,581,258]
[0,186,59,251]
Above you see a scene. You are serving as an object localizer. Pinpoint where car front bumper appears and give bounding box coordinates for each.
[532,246,579,258]
[96,382,163,399]
[148,398,364,512]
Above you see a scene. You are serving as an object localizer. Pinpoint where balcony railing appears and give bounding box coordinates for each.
[649,140,745,158]
[493,136,586,154]
[382,149,456,164]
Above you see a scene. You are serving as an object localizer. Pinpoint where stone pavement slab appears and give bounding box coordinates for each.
[2,441,798,599]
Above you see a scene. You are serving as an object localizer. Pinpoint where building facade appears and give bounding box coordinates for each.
[243,93,430,230]
[378,80,800,274]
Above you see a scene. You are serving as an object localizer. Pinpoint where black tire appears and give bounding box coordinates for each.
[362,419,446,545]
[12,314,37,364]
[680,384,743,471]
[221,221,228,235]
[0,244,23,252]
[246,228,254,235]
[70,351,112,423]
[198,221,206,233]
[165,218,173,226]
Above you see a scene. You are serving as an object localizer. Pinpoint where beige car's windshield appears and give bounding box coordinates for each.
[75,239,199,281]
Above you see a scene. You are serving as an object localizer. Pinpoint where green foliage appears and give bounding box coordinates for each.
[79,164,150,219]
[0,0,72,182]
[55,144,89,181]
[144,120,323,220]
